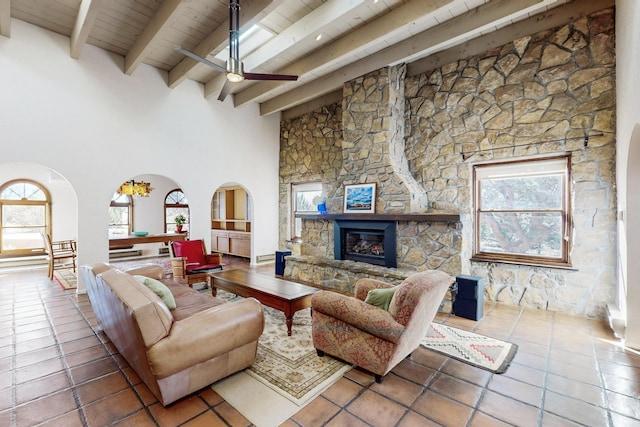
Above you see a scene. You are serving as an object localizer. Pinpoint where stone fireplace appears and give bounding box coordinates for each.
[279,8,617,318]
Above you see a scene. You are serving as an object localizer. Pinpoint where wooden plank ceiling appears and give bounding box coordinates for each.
[0,0,613,116]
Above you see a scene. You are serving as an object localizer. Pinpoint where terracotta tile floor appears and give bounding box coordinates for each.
[1,260,640,426]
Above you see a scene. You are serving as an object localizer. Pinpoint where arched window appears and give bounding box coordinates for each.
[0,179,51,256]
[165,189,189,233]
[109,192,133,237]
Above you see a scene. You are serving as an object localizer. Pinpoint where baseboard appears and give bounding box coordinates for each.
[109,249,143,259]
[256,254,276,263]
[606,303,626,339]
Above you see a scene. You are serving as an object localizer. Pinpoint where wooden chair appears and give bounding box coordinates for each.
[42,232,77,280]
[169,239,223,287]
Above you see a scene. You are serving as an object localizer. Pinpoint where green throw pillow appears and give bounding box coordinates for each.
[133,275,177,310]
[364,286,397,311]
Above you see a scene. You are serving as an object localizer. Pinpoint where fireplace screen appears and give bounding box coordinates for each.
[346,231,385,257]
[334,219,396,268]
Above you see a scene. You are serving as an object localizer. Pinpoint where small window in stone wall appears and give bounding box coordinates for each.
[291,182,322,240]
[472,156,571,267]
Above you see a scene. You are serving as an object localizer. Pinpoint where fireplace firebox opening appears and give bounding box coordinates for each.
[334,220,396,268]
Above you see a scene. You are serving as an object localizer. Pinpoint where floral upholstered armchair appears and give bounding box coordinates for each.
[311,270,453,382]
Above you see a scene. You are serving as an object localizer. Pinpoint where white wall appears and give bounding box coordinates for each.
[616,0,640,349]
[0,20,281,292]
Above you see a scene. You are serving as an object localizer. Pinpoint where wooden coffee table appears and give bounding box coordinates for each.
[209,269,318,336]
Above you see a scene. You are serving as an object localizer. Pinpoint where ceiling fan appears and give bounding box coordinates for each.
[175,0,298,100]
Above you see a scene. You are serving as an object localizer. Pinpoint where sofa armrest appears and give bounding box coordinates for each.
[354,278,395,301]
[125,264,165,280]
[146,298,264,378]
[311,291,404,343]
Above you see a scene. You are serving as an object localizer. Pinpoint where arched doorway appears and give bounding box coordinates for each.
[211,183,252,259]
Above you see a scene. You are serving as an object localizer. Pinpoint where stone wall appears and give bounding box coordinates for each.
[403,8,616,317]
[279,8,617,318]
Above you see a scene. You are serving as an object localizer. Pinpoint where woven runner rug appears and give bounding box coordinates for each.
[53,269,77,290]
[421,323,518,374]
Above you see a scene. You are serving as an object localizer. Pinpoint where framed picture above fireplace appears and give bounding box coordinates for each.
[344,183,376,213]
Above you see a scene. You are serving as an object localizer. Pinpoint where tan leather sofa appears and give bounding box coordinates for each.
[80,263,264,406]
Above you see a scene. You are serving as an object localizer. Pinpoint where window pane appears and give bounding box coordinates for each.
[111,192,130,204]
[480,175,562,211]
[479,212,563,257]
[109,207,129,236]
[1,228,45,251]
[166,190,188,204]
[1,183,46,201]
[295,190,321,212]
[2,205,45,226]
[166,207,189,233]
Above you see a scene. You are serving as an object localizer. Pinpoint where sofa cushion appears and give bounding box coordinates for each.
[172,240,206,266]
[134,276,177,310]
[186,263,222,273]
[364,286,397,311]
[165,282,226,321]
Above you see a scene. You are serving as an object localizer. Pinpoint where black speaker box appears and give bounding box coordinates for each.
[453,275,484,321]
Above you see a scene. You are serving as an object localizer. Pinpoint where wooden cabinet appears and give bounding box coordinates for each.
[211,187,251,258]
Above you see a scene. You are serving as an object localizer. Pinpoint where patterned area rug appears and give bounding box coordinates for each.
[53,269,77,290]
[211,290,351,427]
[214,290,351,404]
[422,323,518,374]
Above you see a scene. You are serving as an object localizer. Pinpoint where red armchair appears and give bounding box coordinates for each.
[169,239,222,288]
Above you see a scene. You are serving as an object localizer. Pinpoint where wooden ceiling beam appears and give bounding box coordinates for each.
[233,0,454,108]
[259,0,545,116]
[0,0,10,38]
[70,0,103,59]
[124,0,183,75]
[168,0,284,89]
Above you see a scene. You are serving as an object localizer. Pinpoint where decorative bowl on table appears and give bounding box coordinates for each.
[132,231,149,237]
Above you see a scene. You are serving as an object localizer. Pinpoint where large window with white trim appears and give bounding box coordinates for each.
[0,180,50,256]
[473,156,572,267]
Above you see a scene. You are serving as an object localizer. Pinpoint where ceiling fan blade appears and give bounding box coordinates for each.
[174,47,226,74]
[243,72,298,81]
[218,80,232,102]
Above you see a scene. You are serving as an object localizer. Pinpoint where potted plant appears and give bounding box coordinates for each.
[174,214,187,233]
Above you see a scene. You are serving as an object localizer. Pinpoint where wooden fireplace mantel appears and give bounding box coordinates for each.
[295,213,460,222]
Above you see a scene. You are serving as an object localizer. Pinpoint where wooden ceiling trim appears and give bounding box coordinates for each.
[0,0,10,37]
[233,0,454,108]
[258,0,545,115]
[124,0,183,75]
[70,0,103,59]
[168,0,285,89]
